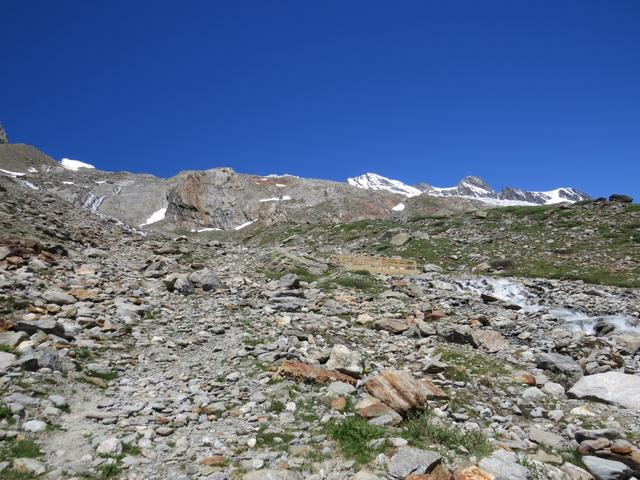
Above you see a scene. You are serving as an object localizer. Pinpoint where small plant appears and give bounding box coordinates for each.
[0,439,41,462]
[266,400,285,413]
[255,428,293,451]
[97,461,121,478]
[400,412,494,459]
[325,415,388,465]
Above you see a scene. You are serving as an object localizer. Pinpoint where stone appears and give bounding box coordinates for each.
[364,369,431,413]
[174,275,194,294]
[478,449,532,480]
[358,402,403,426]
[536,352,583,384]
[529,426,564,449]
[12,458,46,475]
[568,372,640,411]
[387,447,442,479]
[97,437,123,455]
[327,381,356,396]
[14,319,66,337]
[325,344,363,378]
[472,329,507,353]
[278,273,300,289]
[541,382,565,397]
[373,318,410,334]
[22,419,47,432]
[390,232,411,246]
[275,360,357,385]
[454,466,494,480]
[188,268,221,291]
[581,456,630,480]
[0,331,27,349]
[608,194,633,203]
[0,352,16,371]
[42,288,77,305]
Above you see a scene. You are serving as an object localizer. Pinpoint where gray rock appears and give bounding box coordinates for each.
[278,273,300,289]
[529,426,564,449]
[188,268,221,291]
[536,352,583,384]
[12,458,46,475]
[327,381,356,396]
[478,449,532,480]
[568,372,640,411]
[42,288,77,305]
[14,319,66,337]
[97,437,123,455]
[0,331,27,349]
[36,347,59,370]
[325,344,363,378]
[22,419,47,432]
[387,447,441,479]
[0,352,16,371]
[174,275,194,294]
[582,455,630,480]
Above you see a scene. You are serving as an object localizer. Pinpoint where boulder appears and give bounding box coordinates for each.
[364,369,430,413]
[478,449,531,480]
[387,447,441,479]
[373,318,410,334]
[188,268,221,291]
[14,319,66,337]
[582,456,630,480]
[42,289,76,305]
[325,344,363,378]
[536,352,583,384]
[568,372,640,411]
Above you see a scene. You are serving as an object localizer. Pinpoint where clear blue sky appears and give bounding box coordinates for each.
[2,0,639,198]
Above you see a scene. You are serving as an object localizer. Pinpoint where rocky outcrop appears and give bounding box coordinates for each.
[0,122,8,144]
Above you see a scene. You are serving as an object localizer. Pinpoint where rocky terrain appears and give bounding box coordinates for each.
[1,132,639,480]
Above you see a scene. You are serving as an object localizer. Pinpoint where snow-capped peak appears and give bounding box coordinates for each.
[347,173,422,197]
[61,158,95,171]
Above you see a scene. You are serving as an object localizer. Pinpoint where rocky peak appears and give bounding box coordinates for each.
[456,176,498,198]
[0,122,8,144]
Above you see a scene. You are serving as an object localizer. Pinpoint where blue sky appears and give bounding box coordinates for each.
[2,0,639,199]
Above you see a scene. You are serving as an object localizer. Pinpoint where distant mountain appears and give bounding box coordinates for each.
[350,173,590,206]
[0,124,592,232]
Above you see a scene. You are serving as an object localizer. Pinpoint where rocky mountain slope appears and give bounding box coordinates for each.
[1,140,640,480]
[0,127,591,233]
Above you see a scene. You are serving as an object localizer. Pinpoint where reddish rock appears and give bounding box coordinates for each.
[201,455,226,466]
[421,378,449,399]
[453,466,494,480]
[273,360,357,385]
[426,310,446,321]
[358,401,402,425]
[364,369,430,413]
[514,372,536,386]
[331,397,347,411]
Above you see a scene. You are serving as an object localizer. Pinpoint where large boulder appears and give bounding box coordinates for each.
[582,456,631,480]
[188,268,221,291]
[364,369,430,414]
[568,372,640,411]
[478,449,531,480]
[608,194,633,204]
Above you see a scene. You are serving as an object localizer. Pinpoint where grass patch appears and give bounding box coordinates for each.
[436,345,510,382]
[88,370,118,381]
[322,274,385,295]
[255,428,294,451]
[266,400,286,414]
[400,412,494,459]
[0,439,41,462]
[325,415,388,465]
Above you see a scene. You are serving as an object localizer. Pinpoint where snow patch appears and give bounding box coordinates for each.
[190,227,221,233]
[264,173,300,179]
[392,202,405,211]
[347,173,422,197]
[61,158,95,171]
[62,181,75,185]
[0,168,25,177]
[259,195,292,202]
[276,184,287,187]
[139,207,167,227]
[234,221,254,230]
[20,180,39,190]
[27,167,38,173]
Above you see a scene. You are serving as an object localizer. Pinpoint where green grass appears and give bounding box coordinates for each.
[97,462,121,478]
[0,439,41,462]
[255,429,294,451]
[320,273,385,295]
[325,415,388,465]
[88,370,118,381]
[436,345,510,382]
[400,412,494,459]
[122,443,141,456]
[266,400,286,414]
[0,471,40,480]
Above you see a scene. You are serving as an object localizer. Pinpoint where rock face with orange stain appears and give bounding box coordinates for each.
[273,360,357,385]
[364,369,432,414]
